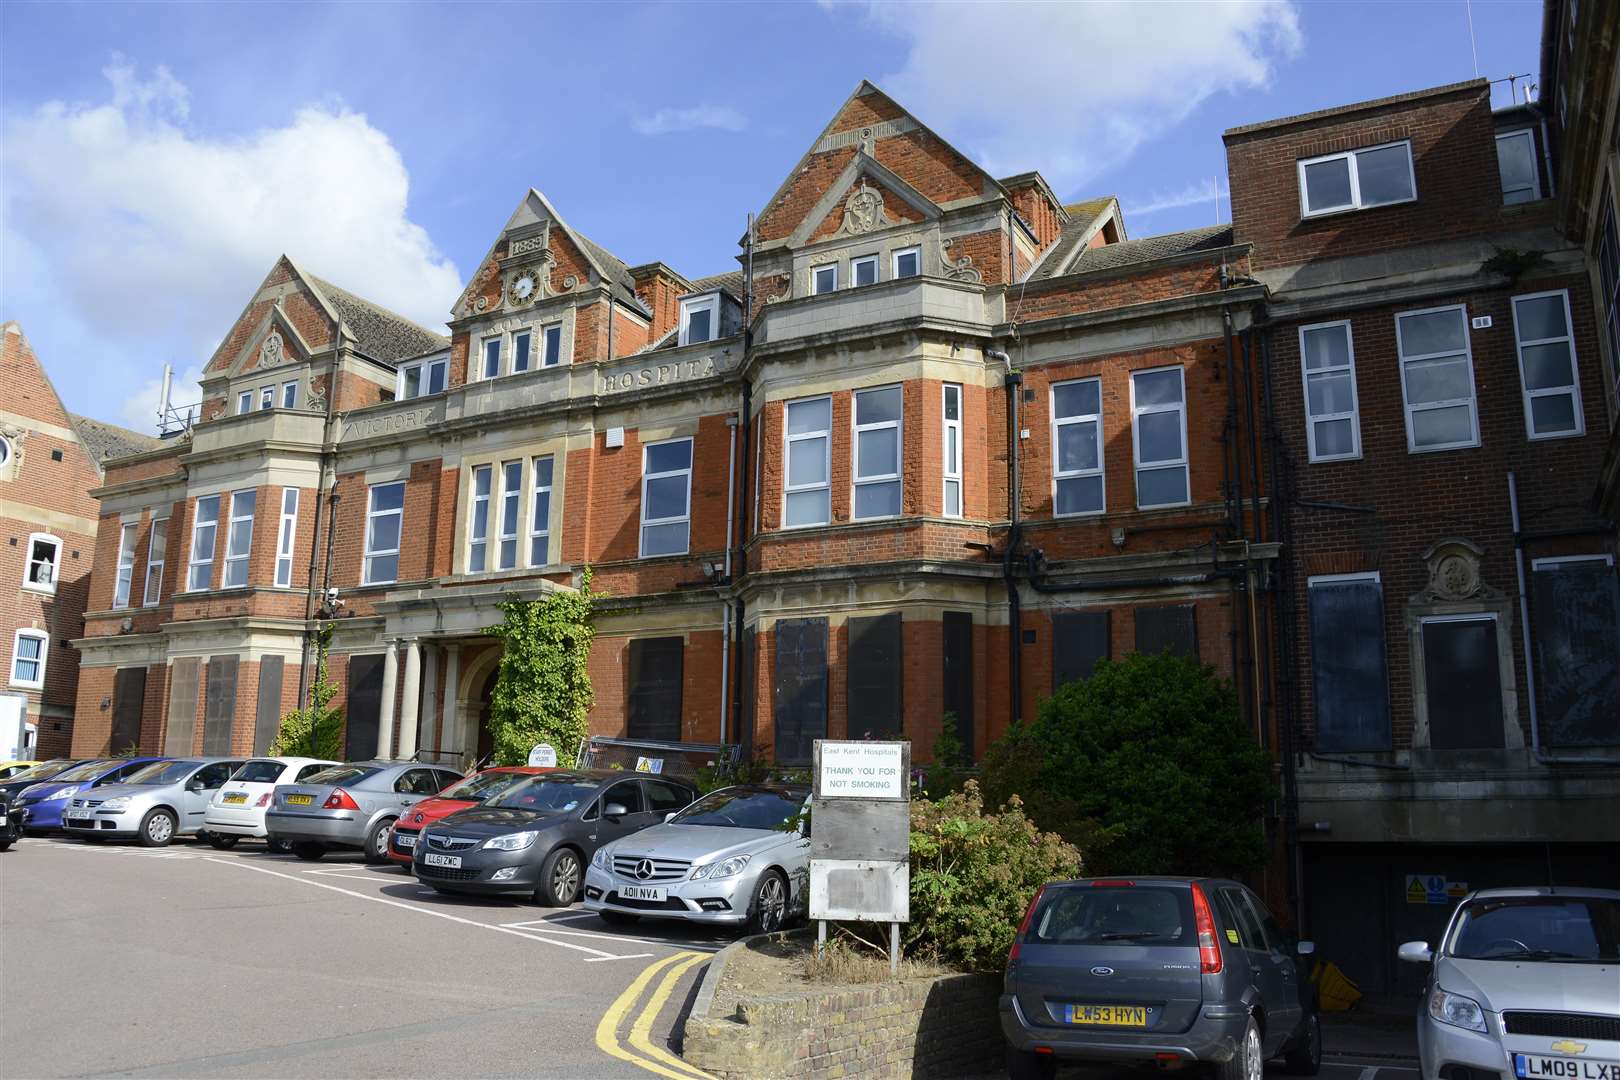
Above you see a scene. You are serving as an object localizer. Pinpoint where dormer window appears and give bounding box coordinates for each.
[852,255,878,287]
[1495,130,1541,205]
[813,264,838,295]
[1298,141,1415,218]
[679,295,718,347]
[399,356,447,400]
[892,247,921,279]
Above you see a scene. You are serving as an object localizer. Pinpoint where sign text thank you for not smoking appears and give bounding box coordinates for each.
[817,741,906,800]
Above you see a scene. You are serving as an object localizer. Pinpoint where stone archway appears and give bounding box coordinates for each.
[453,643,503,768]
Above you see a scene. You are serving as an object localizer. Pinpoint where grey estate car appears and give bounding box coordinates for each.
[62,758,246,846]
[1002,877,1321,1080]
[266,762,461,863]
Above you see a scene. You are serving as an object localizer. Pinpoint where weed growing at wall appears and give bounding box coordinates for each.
[271,623,344,760]
[487,571,596,766]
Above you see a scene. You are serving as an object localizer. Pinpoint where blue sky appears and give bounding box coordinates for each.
[1,1,1542,431]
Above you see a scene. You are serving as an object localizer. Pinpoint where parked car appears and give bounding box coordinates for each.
[414,770,697,906]
[202,757,340,850]
[16,757,163,831]
[386,765,553,866]
[1000,877,1321,1080]
[0,760,41,782]
[0,759,86,801]
[1399,886,1619,1080]
[266,761,462,863]
[62,757,247,846]
[582,783,811,934]
[0,789,20,851]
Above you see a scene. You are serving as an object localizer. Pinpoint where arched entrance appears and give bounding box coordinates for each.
[452,643,502,769]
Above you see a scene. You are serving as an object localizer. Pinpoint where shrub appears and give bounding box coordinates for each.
[917,720,970,799]
[270,624,344,760]
[486,571,597,766]
[905,781,1081,974]
[981,651,1272,878]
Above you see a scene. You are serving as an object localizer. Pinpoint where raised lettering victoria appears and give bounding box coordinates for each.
[341,405,439,442]
[599,356,719,394]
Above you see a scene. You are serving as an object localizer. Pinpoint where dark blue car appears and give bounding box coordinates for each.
[18,757,164,831]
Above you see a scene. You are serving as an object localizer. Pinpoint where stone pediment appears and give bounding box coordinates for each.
[786,153,941,251]
[225,303,315,378]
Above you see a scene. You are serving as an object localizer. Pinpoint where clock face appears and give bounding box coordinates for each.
[512,274,536,301]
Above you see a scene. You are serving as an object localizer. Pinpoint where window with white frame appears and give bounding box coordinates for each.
[640,438,692,557]
[1298,321,1363,461]
[1298,140,1416,217]
[10,629,48,690]
[530,456,554,565]
[364,482,404,585]
[812,264,838,295]
[467,466,491,573]
[1131,367,1190,508]
[1495,130,1541,205]
[274,489,299,588]
[497,460,522,570]
[1052,378,1105,515]
[784,397,831,528]
[186,495,220,591]
[399,356,447,399]
[679,295,717,347]
[853,386,903,520]
[1512,290,1584,439]
[942,384,963,517]
[112,522,137,609]
[281,381,298,409]
[142,516,167,606]
[892,247,921,279]
[237,391,253,415]
[852,255,878,287]
[1396,305,1479,452]
[222,489,256,589]
[259,386,274,410]
[512,330,532,374]
[23,533,62,593]
[480,337,502,380]
[542,325,563,367]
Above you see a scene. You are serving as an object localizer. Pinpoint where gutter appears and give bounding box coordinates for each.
[987,346,1022,730]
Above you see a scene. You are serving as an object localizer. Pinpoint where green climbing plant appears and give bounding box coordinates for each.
[271,623,344,760]
[486,571,597,766]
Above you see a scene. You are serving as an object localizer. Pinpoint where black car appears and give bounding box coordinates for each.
[0,789,22,851]
[1002,877,1321,1080]
[0,759,85,801]
[413,770,697,906]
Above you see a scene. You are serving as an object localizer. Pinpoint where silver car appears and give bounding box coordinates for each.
[265,761,462,864]
[583,783,810,934]
[1399,886,1619,1080]
[62,758,246,846]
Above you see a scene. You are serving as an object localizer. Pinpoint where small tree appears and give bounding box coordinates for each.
[271,623,344,760]
[486,571,596,766]
[981,651,1273,878]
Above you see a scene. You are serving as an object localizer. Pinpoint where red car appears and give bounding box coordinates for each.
[386,766,553,866]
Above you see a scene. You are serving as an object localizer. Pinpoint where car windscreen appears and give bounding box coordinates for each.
[49,759,120,783]
[299,766,380,787]
[231,760,288,784]
[125,760,203,785]
[9,761,77,784]
[487,777,600,814]
[1026,886,1196,947]
[441,771,530,803]
[670,789,805,830]
[1449,897,1620,962]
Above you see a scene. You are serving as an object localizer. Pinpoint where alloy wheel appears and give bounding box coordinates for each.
[552,852,580,903]
[374,824,390,857]
[1244,1023,1262,1080]
[758,875,785,932]
[147,813,173,845]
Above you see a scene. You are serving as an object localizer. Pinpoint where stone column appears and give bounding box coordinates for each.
[397,638,422,761]
[376,639,399,760]
[441,643,461,767]
[421,645,440,761]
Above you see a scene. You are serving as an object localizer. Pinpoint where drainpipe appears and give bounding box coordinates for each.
[988,346,1023,730]
[718,414,739,744]
[729,215,756,759]
[297,317,345,710]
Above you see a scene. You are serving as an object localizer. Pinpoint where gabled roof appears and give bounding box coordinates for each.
[1028,196,1127,280]
[1034,224,1235,281]
[307,275,448,363]
[69,414,164,464]
[687,270,746,302]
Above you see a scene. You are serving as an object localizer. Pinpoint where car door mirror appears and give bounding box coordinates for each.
[187,780,205,793]
[1397,940,1433,964]
[664,812,677,823]
[603,802,628,820]
[1295,940,1315,957]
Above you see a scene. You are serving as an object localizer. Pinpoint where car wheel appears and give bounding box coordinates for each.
[536,848,582,907]
[207,834,240,850]
[1005,1047,1056,1080]
[138,808,177,848]
[363,819,395,865]
[744,869,789,935]
[0,837,11,852]
[265,838,290,855]
[1283,1012,1322,1075]
[598,909,641,926]
[1214,1017,1263,1080]
[291,842,325,861]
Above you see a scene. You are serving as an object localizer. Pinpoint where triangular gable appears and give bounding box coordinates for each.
[222,302,318,379]
[789,154,940,249]
[203,256,351,375]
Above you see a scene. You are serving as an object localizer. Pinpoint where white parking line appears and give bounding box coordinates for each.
[502,919,723,954]
[304,867,410,883]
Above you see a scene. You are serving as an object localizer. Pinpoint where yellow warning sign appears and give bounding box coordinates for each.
[1405,876,1428,904]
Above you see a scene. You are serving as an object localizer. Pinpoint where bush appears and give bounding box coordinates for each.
[981,651,1272,878]
[905,781,1081,974]
[486,572,596,766]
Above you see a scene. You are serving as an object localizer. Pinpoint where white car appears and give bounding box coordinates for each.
[203,757,338,850]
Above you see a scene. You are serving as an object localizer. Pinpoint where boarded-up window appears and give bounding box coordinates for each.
[1532,558,1620,746]
[112,667,146,753]
[1053,610,1110,690]
[628,637,684,742]
[165,657,200,756]
[254,655,285,754]
[942,613,974,757]
[1308,577,1392,752]
[1134,605,1198,659]
[740,626,755,759]
[345,654,385,760]
[847,613,902,740]
[1421,618,1505,749]
[774,618,828,765]
[202,655,239,755]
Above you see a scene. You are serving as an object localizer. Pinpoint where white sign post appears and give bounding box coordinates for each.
[526,743,557,768]
[811,739,911,974]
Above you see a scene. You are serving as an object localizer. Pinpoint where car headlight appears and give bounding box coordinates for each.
[1428,987,1487,1032]
[690,854,751,881]
[482,832,537,851]
[591,847,609,869]
[46,786,82,801]
[98,796,131,810]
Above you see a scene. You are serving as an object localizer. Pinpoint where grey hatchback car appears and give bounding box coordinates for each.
[1002,877,1321,1080]
[265,762,462,863]
[62,758,246,846]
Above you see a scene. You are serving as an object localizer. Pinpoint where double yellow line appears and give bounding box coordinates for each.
[595,951,716,1080]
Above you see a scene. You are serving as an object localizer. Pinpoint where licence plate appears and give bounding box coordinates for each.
[285,794,313,806]
[619,885,666,902]
[1065,1004,1149,1027]
[65,810,92,821]
[223,793,248,805]
[424,853,460,868]
[396,833,417,849]
[1516,1055,1620,1079]
[0,813,7,827]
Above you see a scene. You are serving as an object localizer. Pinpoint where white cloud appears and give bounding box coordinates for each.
[839,0,1301,192]
[1127,177,1231,217]
[631,104,748,136]
[0,57,462,430]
